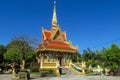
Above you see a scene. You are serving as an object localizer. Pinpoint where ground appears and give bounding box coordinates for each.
[0,74,120,80]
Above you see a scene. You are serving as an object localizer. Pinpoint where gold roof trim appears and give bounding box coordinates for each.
[36,48,77,53]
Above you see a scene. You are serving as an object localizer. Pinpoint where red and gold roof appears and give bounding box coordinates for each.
[36,1,78,53]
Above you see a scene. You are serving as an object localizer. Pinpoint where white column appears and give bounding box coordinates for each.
[82,69,85,73]
[40,55,43,68]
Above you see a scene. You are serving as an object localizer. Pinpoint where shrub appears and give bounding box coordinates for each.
[41,72,48,77]
[49,69,53,74]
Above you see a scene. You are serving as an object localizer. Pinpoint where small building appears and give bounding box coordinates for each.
[36,1,78,75]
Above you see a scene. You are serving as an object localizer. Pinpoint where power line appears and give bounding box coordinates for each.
[80,37,120,53]
[91,38,120,49]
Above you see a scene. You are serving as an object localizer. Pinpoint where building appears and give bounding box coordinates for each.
[36,0,78,76]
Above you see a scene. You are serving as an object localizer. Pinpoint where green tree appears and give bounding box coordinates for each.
[0,45,7,63]
[100,44,120,71]
[4,35,37,64]
[80,44,120,75]
[82,48,95,61]
[82,48,96,67]
[4,46,21,63]
[72,52,81,63]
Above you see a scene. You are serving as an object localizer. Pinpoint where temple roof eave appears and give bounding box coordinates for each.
[36,48,77,53]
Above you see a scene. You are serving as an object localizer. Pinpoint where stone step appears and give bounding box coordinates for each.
[62,68,78,75]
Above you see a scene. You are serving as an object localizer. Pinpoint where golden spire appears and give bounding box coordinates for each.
[52,0,57,26]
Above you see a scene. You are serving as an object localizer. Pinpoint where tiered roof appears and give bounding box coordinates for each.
[36,1,77,53]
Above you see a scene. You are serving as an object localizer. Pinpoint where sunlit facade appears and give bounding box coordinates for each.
[36,1,78,76]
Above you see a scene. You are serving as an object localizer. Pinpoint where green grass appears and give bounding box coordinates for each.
[31,71,42,75]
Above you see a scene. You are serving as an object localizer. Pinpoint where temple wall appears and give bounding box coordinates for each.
[37,53,72,70]
[36,52,74,76]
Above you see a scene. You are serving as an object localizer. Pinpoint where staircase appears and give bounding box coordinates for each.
[62,68,78,75]
[62,63,85,75]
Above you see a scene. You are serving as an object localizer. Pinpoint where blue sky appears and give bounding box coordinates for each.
[0,0,120,53]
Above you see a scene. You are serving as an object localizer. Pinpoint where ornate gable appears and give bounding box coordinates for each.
[36,0,78,53]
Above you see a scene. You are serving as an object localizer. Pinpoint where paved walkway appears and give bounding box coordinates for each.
[32,75,120,80]
[0,74,120,80]
[0,74,13,80]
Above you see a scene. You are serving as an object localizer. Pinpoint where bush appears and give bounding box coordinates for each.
[41,72,48,77]
[102,68,106,75]
[49,69,53,74]
[86,69,93,74]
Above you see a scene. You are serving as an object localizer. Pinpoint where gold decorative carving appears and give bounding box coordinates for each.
[43,63,56,66]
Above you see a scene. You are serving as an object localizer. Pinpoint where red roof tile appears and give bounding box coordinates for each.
[38,40,76,51]
[46,44,76,51]
[50,40,69,46]
[37,28,77,52]
[43,30,51,40]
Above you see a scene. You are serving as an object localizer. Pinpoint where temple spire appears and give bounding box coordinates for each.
[52,0,57,26]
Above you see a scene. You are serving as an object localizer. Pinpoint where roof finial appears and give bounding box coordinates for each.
[52,0,57,26]
[54,0,56,4]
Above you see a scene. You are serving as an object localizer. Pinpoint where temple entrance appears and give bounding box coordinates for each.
[58,57,62,66]
[58,56,62,74]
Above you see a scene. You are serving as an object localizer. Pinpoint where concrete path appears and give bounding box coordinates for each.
[0,74,120,80]
[32,75,120,80]
[0,74,13,80]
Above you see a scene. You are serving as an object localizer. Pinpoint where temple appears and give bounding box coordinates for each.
[36,0,78,76]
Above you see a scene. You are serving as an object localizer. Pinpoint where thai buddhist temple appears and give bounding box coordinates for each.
[36,0,78,76]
